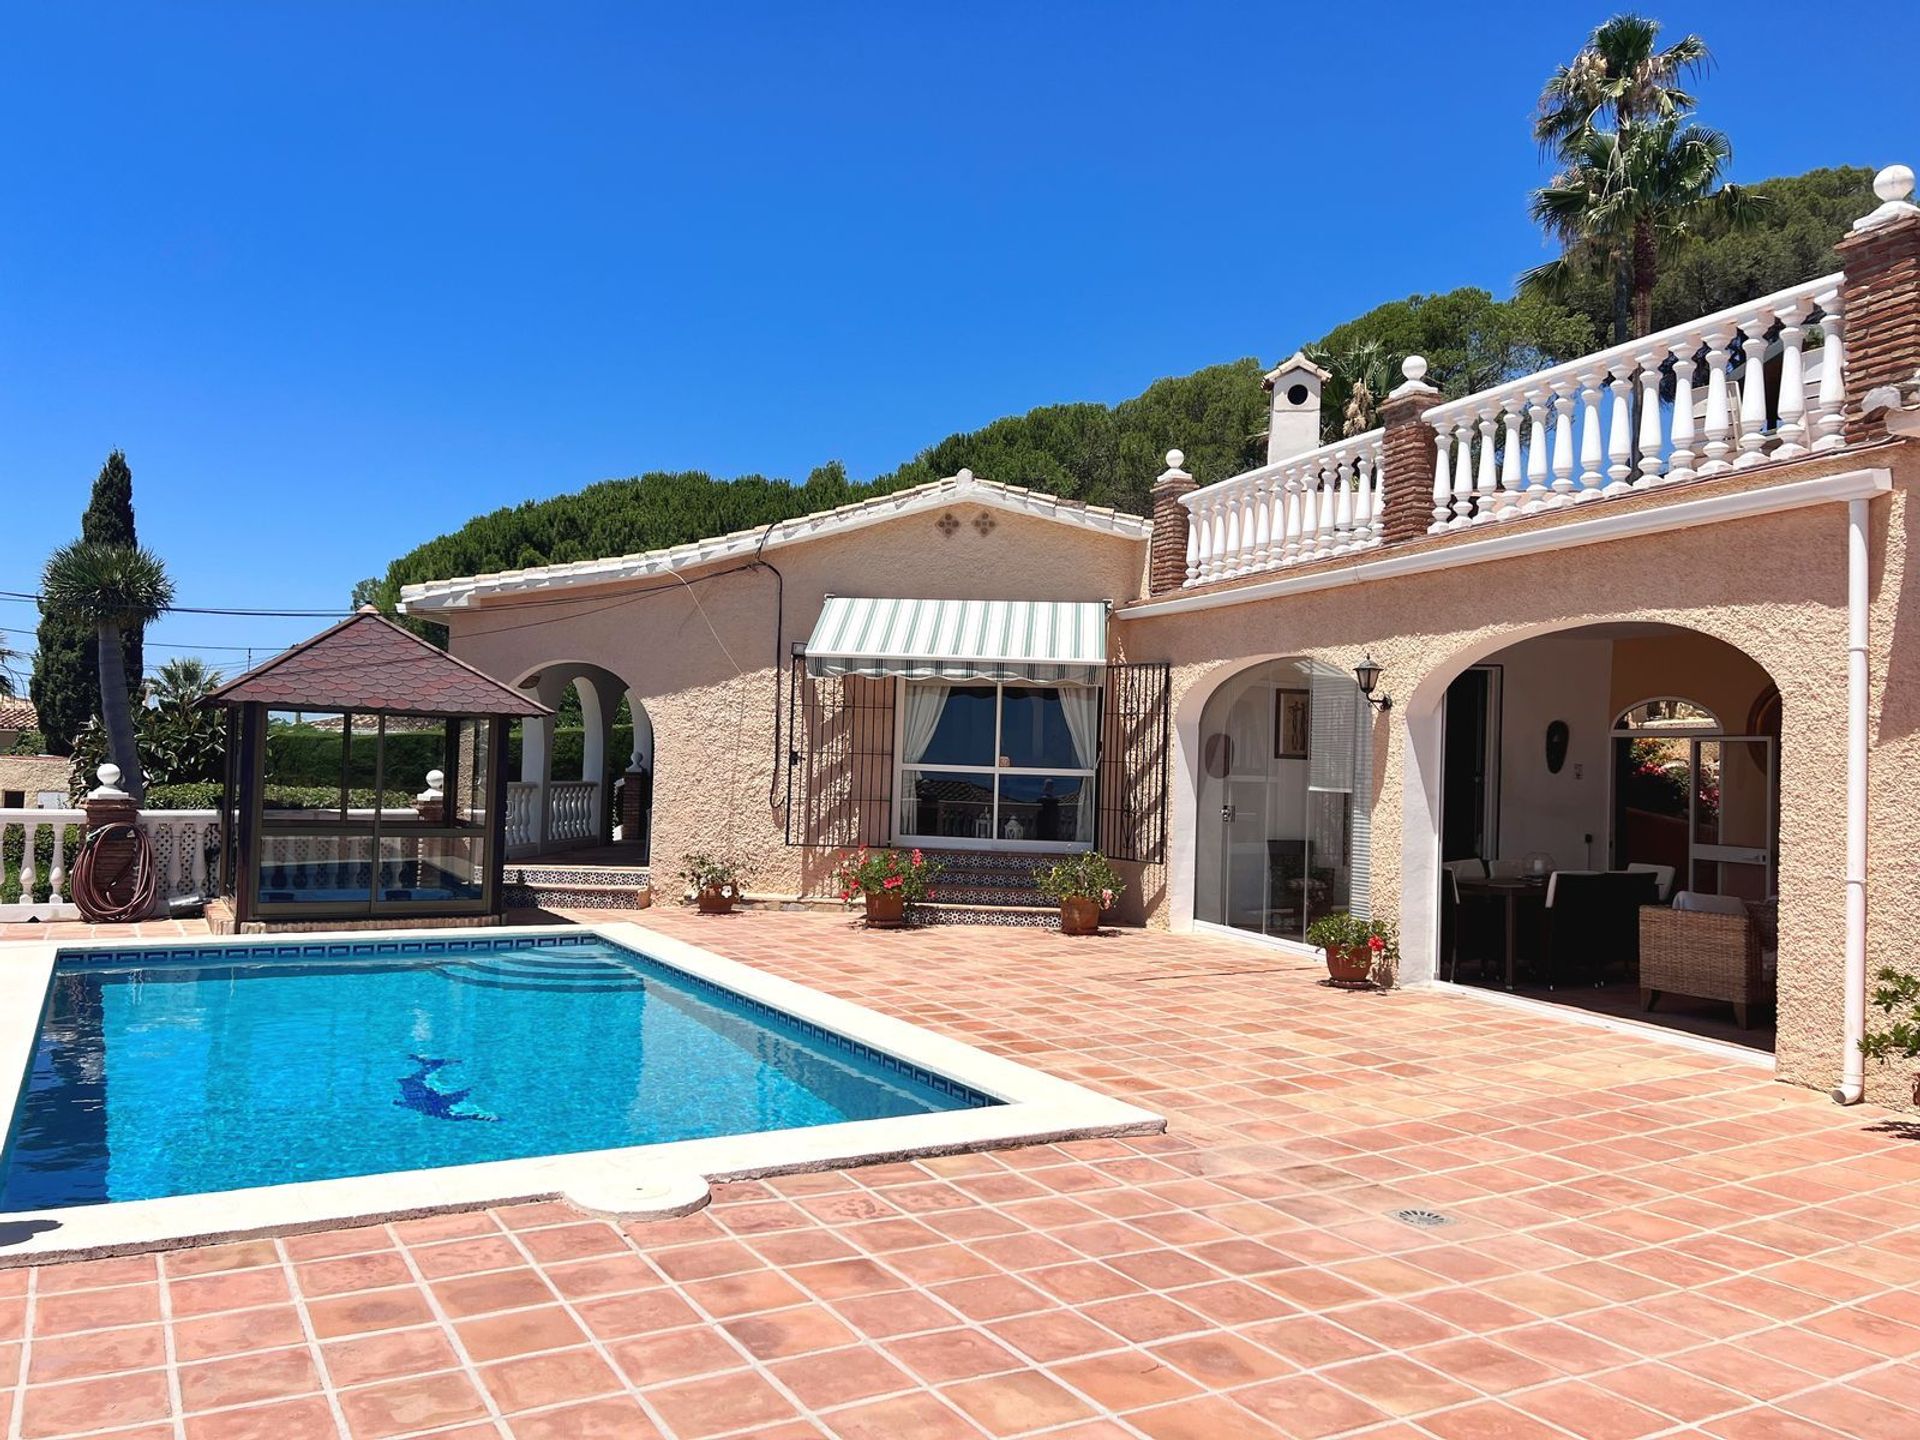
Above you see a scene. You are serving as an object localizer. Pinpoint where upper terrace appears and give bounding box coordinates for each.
[1141,164,1920,605]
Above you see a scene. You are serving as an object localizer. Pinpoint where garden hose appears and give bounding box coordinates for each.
[72,822,159,924]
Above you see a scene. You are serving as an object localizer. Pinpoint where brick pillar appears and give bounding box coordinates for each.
[79,764,150,919]
[620,767,651,858]
[1835,167,1920,443]
[1148,450,1196,595]
[1378,357,1442,545]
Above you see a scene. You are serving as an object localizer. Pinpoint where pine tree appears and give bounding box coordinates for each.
[30,451,146,755]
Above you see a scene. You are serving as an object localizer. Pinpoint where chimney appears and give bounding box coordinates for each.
[1263,350,1330,464]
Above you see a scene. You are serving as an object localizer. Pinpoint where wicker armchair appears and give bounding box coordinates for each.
[1639,897,1777,1028]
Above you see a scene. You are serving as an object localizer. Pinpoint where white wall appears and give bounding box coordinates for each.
[1490,636,1614,871]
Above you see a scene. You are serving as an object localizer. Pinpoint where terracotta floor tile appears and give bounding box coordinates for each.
[167,1268,292,1318]
[724,1302,858,1360]
[647,1370,797,1437]
[607,1325,747,1386]
[322,1326,462,1387]
[35,1254,159,1293]
[681,1267,808,1318]
[1128,1395,1289,1440]
[478,1346,623,1413]
[163,1239,283,1279]
[33,1283,162,1335]
[988,1309,1120,1364]
[770,1344,915,1408]
[431,1267,559,1318]
[337,1370,490,1439]
[832,1289,958,1339]
[944,1369,1095,1433]
[1050,1350,1201,1411]
[1149,1333,1295,1387]
[1232,1374,1392,1439]
[183,1394,342,1440]
[27,1324,168,1383]
[822,1391,981,1440]
[178,1346,322,1411]
[576,1288,702,1340]
[295,1252,416,1299]
[1418,1400,1569,1440]
[21,1370,174,1439]
[508,1395,665,1439]
[1514,1379,1673,1440]
[455,1305,590,1363]
[409,1234,526,1279]
[885,1327,1024,1383]
[305,1288,437,1340]
[1321,1354,1476,1418]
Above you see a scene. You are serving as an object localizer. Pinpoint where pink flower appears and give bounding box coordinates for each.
[883,875,903,890]
[1100,889,1115,908]
[911,848,924,865]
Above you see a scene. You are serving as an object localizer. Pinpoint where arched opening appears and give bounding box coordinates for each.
[1191,657,1372,947]
[1414,622,1780,1050]
[501,661,645,861]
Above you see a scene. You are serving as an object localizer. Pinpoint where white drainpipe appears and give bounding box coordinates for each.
[1836,497,1871,1104]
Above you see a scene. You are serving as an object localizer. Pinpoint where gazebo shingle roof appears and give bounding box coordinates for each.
[208,609,550,718]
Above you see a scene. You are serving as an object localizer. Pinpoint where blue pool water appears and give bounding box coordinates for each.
[0,935,991,1211]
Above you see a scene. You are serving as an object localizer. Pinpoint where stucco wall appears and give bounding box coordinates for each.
[1118,443,1920,1107]
[0,754,69,805]
[441,505,1148,902]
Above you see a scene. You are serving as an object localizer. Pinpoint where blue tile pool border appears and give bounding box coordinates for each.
[50,932,998,1111]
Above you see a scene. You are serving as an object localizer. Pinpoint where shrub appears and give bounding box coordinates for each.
[1860,967,1920,1066]
[1304,912,1399,973]
[1034,853,1124,907]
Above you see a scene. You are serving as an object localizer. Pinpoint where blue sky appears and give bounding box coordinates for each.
[2,1,1914,680]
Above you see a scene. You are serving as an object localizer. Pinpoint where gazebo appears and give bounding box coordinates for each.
[205,607,551,931]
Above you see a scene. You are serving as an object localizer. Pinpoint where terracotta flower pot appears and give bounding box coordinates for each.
[863,889,906,929]
[1324,944,1374,984]
[1059,896,1101,936]
[696,884,735,915]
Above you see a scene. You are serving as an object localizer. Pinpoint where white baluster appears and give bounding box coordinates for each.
[1812,290,1847,452]
[1223,497,1243,577]
[1282,473,1304,562]
[1635,354,1664,485]
[1252,474,1274,567]
[1550,389,1576,507]
[1450,418,1476,528]
[1429,428,1453,535]
[1471,408,1498,524]
[19,822,37,905]
[1735,313,1773,467]
[1774,303,1808,458]
[48,824,66,906]
[1303,470,1325,558]
[1700,329,1734,474]
[1496,402,1524,521]
[1576,372,1605,499]
[1668,342,1697,482]
[1203,495,1225,581]
[1183,507,1199,586]
[1333,451,1356,552]
[1238,486,1258,573]
[1604,369,1634,495]
[1354,447,1377,546]
[1524,391,1549,514]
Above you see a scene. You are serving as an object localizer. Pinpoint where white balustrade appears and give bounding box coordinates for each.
[546,781,600,846]
[1180,429,1386,585]
[1421,273,1845,525]
[506,780,540,856]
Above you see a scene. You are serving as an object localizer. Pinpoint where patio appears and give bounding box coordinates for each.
[1,910,1917,1439]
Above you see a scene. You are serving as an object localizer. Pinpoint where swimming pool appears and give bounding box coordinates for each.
[0,933,992,1212]
[0,923,1160,1260]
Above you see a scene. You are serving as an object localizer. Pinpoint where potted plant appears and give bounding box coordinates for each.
[1035,853,1124,936]
[1305,912,1395,986]
[831,846,942,928]
[1861,966,1920,1103]
[680,854,742,914]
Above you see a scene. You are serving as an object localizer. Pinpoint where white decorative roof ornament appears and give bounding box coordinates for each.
[1854,163,1918,232]
[1389,354,1438,399]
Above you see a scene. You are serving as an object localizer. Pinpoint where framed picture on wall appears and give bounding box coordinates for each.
[1275,688,1310,759]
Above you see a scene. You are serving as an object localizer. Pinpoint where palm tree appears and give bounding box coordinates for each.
[147,656,222,715]
[1534,15,1710,157]
[0,641,19,698]
[1524,119,1761,342]
[40,542,174,801]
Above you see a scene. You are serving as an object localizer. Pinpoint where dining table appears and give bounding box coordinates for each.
[1456,874,1548,989]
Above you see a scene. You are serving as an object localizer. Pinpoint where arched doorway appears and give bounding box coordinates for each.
[1191,657,1373,946]
[1411,622,1780,1048]
[504,661,647,860]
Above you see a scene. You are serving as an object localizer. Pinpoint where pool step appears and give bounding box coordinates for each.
[436,952,646,992]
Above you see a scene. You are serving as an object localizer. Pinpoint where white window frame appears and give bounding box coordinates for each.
[894,678,1097,853]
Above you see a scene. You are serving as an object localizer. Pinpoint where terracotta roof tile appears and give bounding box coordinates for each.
[208,610,550,717]
[0,698,36,731]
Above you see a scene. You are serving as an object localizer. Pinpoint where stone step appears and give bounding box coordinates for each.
[504,879,653,912]
[913,901,1061,929]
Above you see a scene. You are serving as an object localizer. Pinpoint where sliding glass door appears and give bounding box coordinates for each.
[896,681,1098,848]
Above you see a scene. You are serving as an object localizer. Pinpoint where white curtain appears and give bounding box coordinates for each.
[901,682,950,765]
[1058,685,1102,844]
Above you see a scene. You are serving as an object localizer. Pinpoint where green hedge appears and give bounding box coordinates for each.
[263,724,637,788]
[1,823,83,905]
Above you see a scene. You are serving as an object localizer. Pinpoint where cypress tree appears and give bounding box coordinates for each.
[29,451,145,755]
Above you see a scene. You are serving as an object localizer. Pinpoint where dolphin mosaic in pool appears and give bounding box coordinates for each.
[395,1056,499,1123]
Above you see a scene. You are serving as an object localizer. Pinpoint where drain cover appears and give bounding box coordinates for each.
[1390,1207,1454,1228]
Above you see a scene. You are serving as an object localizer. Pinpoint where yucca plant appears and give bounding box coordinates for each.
[40,542,175,801]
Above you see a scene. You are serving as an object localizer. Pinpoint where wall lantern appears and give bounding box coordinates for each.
[1545,719,1570,774]
[1354,654,1392,711]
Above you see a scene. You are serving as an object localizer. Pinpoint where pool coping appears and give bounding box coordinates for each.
[0,921,1163,1264]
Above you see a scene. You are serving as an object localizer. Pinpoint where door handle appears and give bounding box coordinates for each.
[1220,804,1237,823]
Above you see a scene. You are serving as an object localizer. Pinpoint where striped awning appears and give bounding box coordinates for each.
[803,598,1109,685]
